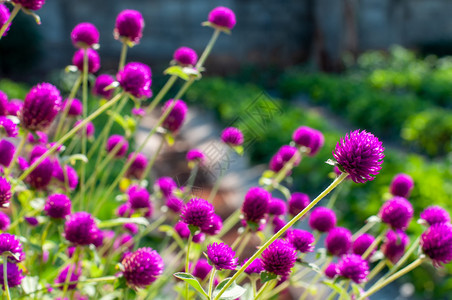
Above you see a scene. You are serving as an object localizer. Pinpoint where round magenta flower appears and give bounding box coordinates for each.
[175,221,190,239]
[173,47,198,66]
[208,7,236,30]
[0,233,25,262]
[126,152,148,179]
[193,259,212,280]
[106,135,129,158]
[27,157,54,190]
[309,207,336,232]
[55,264,81,290]
[262,239,297,276]
[117,62,152,99]
[269,145,301,172]
[181,198,214,230]
[337,254,369,284]
[44,194,72,219]
[21,83,62,131]
[64,212,99,246]
[326,227,352,256]
[27,131,47,144]
[272,216,286,234]
[71,23,99,48]
[381,229,409,264]
[421,223,452,267]
[93,74,115,99]
[390,173,414,198]
[127,185,151,210]
[155,177,177,198]
[244,258,264,275]
[6,99,23,117]
[221,127,244,146]
[0,117,18,137]
[113,233,134,252]
[72,48,101,73]
[0,177,11,207]
[292,126,325,156]
[123,223,139,235]
[0,5,11,37]
[114,9,144,44]
[325,263,338,279]
[242,187,270,224]
[122,247,164,288]
[165,196,183,214]
[288,193,310,216]
[379,196,413,230]
[74,120,95,138]
[286,229,315,253]
[206,242,237,270]
[268,198,286,216]
[0,91,6,116]
[0,212,10,231]
[29,144,47,162]
[161,99,187,132]
[352,233,375,257]
[0,139,15,167]
[12,0,45,10]
[186,149,205,164]
[203,213,223,236]
[332,130,384,183]
[420,206,450,226]
[116,203,134,218]
[52,163,79,190]
[25,216,38,227]
[0,262,23,290]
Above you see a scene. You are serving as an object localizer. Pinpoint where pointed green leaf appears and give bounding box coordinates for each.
[212,277,246,300]
[232,145,244,156]
[260,271,277,283]
[173,273,209,299]
[165,132,175,147]
[322,280,351,300]
[163,66,190,81]
[97,217,149,228]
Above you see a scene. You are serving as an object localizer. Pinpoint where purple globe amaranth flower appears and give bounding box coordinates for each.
[208,7,236,30]
[420,206,451,226]
[0,5,11,37]
[381,229,409,264]
[390,173,414,198]
[292,126,325,156]
[93,74,115,99]
[0,177,11,207]
[6,99,23,117]
[262,239,297,276]
[333,130,384,183]
[126,152,148,179]
[106,135,129,158]
[131,107,145,117]
[221,127,244,146]
[325,263,338,279]
[122,247,164,288]
[117,62,152,99]
[0,91,7,116]
[64,212,99,246]
[27,157,54,190]
[352,233,376,257]
[71,23,99,48]
[29,144,47,162]
[24,216,38,227]
[124,223,139,235]
[74,120,95,138]
[268,198,287,216]
[379,196,413,230]
[113,233,134,252]
[116,203,134,218]
[21,83,62,131]
[192,259,212,280]
[55,264,81,290]
[186,149,205,164]
[165,196,183,213]
[288,193,310,216]
[421,223,452,267]
[269,145,301,172]
[12,0,45,11]
[0,233,25,262]
[127,185,151,210]
[0,139,15,167]
[206,242,237,271]
[272,216,286,235]
[27,131,47,144]
[114,9,144,44]
[242,187,270,225]
[173,47,198,66]
[181,198,214,230]
[309,207,337,232]
[161,99,187,132]
[52,163,79,190]
[0,212,10,231]
[203,213,223,236]
[44,194,72,219]
[286,229,315,253]
[72,48,100,74]
[155,177,177,198]
[193,232,205,244]
[244,258,264,275]
[0,262,24,290]
[175,221,190,239]
[0,117,19,137]
[337,254,369,284]
[326,227,352,256]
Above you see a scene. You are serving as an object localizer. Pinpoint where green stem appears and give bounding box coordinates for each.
[62,246,81,298]
[231,227,250,250]
[2,254,10,300]
[0,4,20,40]
[4,129,28,176]
[207,162,224,203]
[254,280,273,300]
[362,228,388,260]
[367,259,387,282]
[251,278,257,299]
[183,164,199,198]
[79,48,89,211]
[196,29,220,69]
[54,76,82,140]
[352,219,378,240]
[217,210,241,239]
[185,234,193,300]
[145,75,177,115]
[118,42,128,71]
[268,148,301,190]
[300,256,332,300]
[208,269,216,298]
[174,78,194,100]
[213,173,348,300]
[139,136,165,181]
[40,221,52,250]
[133,215,166,251]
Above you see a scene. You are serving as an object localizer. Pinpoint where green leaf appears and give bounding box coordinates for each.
[114,276,127,290]
[260,271,277,283]
[322,280,351,300]
[274,184,291,200]
[212,278,246,300]
[97,217,149,228]
[108,110,128,131]
[297,261,321,273]
[261,170,276,179]
[232,145,244,156]
[164,66,190,81]
[173,273,209,299]
[61,154,89,165]
[165,132,175,147]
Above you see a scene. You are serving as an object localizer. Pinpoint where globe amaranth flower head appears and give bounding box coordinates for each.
[262,239,297,276]
[272,217,286,235]
[203,213,223,236]
[269,145,301,173]
[52,163,79,191]
[114,9,145,44]
[121,247,164,288]
[0,211,10,231]
[421,223,452,267]
[0,139,15,167]
[0,262,24,290]
[243,258,264,275]
[286,229,315,253]
[381,229,409,264]
[62,98,82,117]
[27,131,48,144]
[161,99,188,133]
[288,192,310,216]
[268,198,287,216]
[71,22,99,48]
[326,227,352,256]
[173,47,198,67]
[174,221,190,239]
[292,126,324,156]
[390,173,414,198]
[352,233,376,257]
[193,258,212,280]
[420,206,451,226]
[27,157,54,190]
[117,62,152,99]
[309,206,337,232]
[7,99,23,117]
[127,185,151,210]
[44,194,72,219]
[325,263,338,279]
[208,7,236,30]
[378,196,413,230]
[155,177,177,198]
[93,74,115,99]
[0,4,11,37]
[221,127,244,146]
[21,83,62,131]
[337,254,369,284]
[126,152,148,179]
[333,130,384,183]
[0,91,7,116]
[186,149,205,164]
[106,135,129,158]
[55,264,81,290]
[206,242,237,270]
[0,177,11,208]
[241,186,271,225]
[0,233,25,263]
[12,0,45,10]
[181,198,215,231]
[72,48,101,74]
[64,212,99,246]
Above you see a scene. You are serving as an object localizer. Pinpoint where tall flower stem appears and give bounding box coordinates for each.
[362,228,388,260]
[0,4,20,40]
[139,135,165,181]
[359,257,425,300]
[254,279,275,300]
[207,163,225,203]
[4,129,28,176]
[79,48,89,211]
[183,164,199,199]
[196,29,220,69]
[54,75,82,140]
[213,172,348,300]
[352,219,378,240]
[267,149,302,190]
[145,75,177,115]
[118,42,128,71]
[231,227,250,250]
[299,256,332,300]
[207,269,217,298]
[62,246,81,298]
[2,254,10,300]
[218,210,241,239]
[184,234,193,300]
[367,259,387,282]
